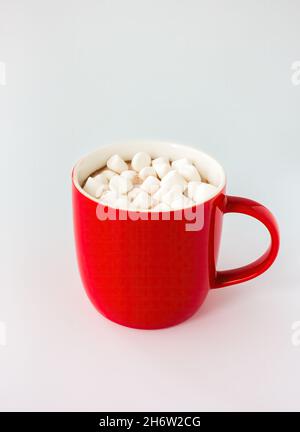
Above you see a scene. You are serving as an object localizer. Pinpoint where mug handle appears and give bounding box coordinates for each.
[214,195,280,288]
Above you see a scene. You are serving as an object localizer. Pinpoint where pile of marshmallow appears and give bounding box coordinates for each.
[83,152,217,211]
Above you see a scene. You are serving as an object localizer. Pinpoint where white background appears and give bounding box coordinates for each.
[0,0,300,411]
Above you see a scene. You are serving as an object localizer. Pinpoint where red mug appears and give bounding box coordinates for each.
[72,141,280,329]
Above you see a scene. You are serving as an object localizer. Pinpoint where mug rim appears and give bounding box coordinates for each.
[72,140,227,212]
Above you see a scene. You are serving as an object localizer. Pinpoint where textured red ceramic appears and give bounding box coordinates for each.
[72,141,280,329]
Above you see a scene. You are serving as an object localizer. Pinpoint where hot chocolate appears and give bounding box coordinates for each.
[83,152,217,210]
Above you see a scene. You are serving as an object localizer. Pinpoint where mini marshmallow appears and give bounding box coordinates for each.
[101,169,117,180]
[171,196,194,210]
[139,166,156,180]
[178,164,201,182]
[171,183,185,194]
[109,175,133,194]
[150,194,160,207]
[121,170,139,183]
[95,183,108,198]
[186,197,195,207]
[140,176,160,195]
[161,185,185,206]
[193,183,217,204]
[152,156,169,167]
[152,183,183,204]
[127,187,141,202]
[171,158,191,171]
[187,181,202,200]
[160,170,186,191]
[152,202,171,212]
[100,190,118,205]
[113,196,130,210]
[151,187,165,205]
[107,154,128,174]
[154,162,171,180]
[132,190,151,209]
[93,173,108,185]
[84,177,98,197]
[131,152,151,172]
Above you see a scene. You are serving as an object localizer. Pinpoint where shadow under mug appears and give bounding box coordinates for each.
[72,141,280,329]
